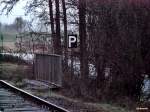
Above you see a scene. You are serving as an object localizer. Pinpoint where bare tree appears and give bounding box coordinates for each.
[48,0,55,53]
[79,0,89,96]
[61,0,68,66]
[13,17,26,33]
[54,0,62,54]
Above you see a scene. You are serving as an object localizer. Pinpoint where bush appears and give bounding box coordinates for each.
[1,54,27,64]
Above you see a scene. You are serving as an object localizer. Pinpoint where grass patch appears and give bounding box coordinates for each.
[86,103,134,112]
[0,62,28,82]
[2,32,16,42]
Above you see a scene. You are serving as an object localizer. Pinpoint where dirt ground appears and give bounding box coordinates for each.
[3,42,16,49]
[20,80,133,112]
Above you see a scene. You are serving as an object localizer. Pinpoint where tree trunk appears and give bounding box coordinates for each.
[48,0,55,53]
[61,0,68,66]
[55,0,62,55]
[79,0,89,96]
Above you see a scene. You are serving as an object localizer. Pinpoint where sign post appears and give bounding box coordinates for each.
[0,33,3,74]
[1,33,3,53]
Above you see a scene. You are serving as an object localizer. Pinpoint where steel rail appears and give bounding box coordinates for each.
[0,80,69,112]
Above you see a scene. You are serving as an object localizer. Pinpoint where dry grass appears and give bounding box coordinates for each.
[20,83,134,112]
[0,62,28,81]
[3,42,16,49]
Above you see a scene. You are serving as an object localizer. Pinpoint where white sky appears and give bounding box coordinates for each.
[0,0,29,24]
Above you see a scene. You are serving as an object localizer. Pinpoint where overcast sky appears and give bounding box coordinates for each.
[0,0,29,24]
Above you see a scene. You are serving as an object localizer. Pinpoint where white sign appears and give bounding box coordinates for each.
[68,35,77,48]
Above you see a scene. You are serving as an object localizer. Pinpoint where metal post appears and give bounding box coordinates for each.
[0,33,4,74]
[31,34,35,78]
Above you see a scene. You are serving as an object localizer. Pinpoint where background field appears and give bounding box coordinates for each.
[0,32,16,49]
[3,32,16,42]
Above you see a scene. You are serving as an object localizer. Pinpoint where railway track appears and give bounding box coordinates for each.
[0,80,69,112]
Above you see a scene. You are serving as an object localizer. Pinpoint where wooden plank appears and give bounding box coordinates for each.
[34,54,62,87]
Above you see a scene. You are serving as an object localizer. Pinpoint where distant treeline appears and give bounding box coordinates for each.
[0,17,28,33]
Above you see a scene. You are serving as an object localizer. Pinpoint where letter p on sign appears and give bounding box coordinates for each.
[68,35,77,48]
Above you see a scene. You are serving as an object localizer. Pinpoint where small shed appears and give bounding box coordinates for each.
[34,53,62,87]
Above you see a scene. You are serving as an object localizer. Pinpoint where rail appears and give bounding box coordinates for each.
[0,80,69,112]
